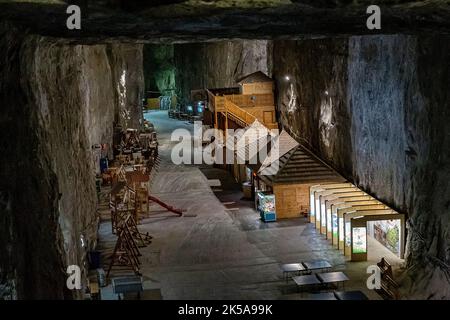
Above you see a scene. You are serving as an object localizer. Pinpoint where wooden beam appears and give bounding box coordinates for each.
[213,111,216,129]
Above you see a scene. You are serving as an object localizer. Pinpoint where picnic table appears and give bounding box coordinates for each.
[317,271,349,290]
[281,260,332,282]
[334,290,368,300]
[292,274,321,292]
[302,260,332,272]
[292,271,349,292]
[307,292,338,300]
[281,263,307,282]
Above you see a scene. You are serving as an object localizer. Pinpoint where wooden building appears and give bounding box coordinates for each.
[257,132,346,219]
[238,71,274,95]
[206,71,278,131]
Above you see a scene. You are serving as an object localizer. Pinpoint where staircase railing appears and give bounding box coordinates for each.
[206,89,225,112]
[224,98,257,126]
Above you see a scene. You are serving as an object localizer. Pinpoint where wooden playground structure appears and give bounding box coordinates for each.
[104,125,183,278]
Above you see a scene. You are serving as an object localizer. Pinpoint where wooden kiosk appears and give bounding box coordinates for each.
[257,132,346,219]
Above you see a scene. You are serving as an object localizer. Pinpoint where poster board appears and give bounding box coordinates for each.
[351,214,405,261]
[368,219,401,257]
[335,200,381,251]
[351,226,368,261]
[343,208,393,257]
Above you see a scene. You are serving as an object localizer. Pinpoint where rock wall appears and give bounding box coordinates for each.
[107,44,145,129]
[143,44,176,96]
[174,40,272,103]
[273,35,450,299]
[0,23,144,299]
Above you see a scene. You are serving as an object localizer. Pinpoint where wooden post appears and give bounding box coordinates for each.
[225,111,228,139]
[214,110,218,129]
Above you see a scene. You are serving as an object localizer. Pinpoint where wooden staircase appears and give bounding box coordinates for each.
[223,98,257,128]
[206,88,278,130]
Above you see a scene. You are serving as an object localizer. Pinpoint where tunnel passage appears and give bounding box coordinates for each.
[1,1,450,300]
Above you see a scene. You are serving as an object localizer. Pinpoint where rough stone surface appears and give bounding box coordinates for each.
[108,43,145,129]
[0,24,144,299]
[273,35,450,299]
[174,40,272,102]
[1,11,450,298]
[1,1,450,41]
[98,110,388,300]
[144,45,176,96]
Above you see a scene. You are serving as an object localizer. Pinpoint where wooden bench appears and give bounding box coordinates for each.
[376,257,400,299]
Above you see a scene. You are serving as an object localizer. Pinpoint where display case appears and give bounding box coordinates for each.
[256,191,276,222]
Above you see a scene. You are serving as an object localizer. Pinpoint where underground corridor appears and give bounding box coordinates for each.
[1,1,450,302]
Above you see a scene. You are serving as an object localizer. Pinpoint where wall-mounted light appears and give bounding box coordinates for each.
[324,90,329,96]
[285,76,290,81]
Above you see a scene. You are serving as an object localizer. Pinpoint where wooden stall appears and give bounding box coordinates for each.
[257,132,346,219]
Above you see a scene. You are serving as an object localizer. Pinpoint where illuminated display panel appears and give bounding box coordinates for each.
[345,222,351,247]
[310,194,315,217]
[332,212,338,239]
[339,218,344,241]
[321,203,326,227]
[316,198,321,223]
[327,208,332,233]
[352,227,367,254]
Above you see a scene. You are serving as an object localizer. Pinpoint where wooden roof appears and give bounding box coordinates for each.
[258,142,345,185]
[235,120,270,148]
[259,131,299,170]
[237,71,273,84]
[237,135,273,171]
[235,120,276,167]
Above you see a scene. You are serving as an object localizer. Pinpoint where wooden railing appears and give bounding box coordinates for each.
[206,89,215,112]
[224,98,257,126]
[224,93,274,108]
[376,258,400,300]
[206,89,225,112]
[207,89,279,130]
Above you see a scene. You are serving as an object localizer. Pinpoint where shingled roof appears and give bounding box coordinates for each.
[258,138,345,185]
[237,71,273,84]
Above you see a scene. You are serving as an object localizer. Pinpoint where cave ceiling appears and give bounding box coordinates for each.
[0,0,449,43]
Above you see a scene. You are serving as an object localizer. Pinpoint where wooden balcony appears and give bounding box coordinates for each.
[207,89,278,130]
[224,93,274,108]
